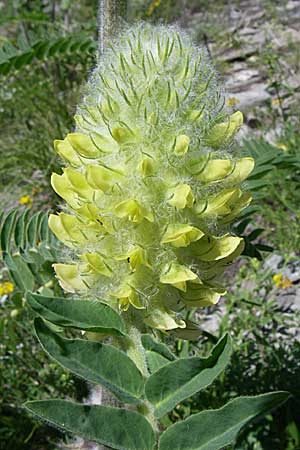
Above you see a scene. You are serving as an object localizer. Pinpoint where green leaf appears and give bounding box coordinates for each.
[34,318,144,404]
[0,209,18,251]
[24,400,156,450]
[246,228,264,242]
[26,211,43,248]
[14,209,30,248]
[0,34,96,76]
[27,292,126,336]
[0,209,58,292]
[158,392,289,450]
[141,334,176,361]
[171,320,202,341]
[3,252,35,291]
[39,213,50,242]
[145,334,232,418]
[146,351,170,373]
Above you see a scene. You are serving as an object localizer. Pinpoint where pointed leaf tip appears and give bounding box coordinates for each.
[34,318,145,404]
[25,400,156,450]
[145,334,232,417]
[158,391,289,450]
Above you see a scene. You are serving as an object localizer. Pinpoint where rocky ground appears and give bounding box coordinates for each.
[185,0,300,140]
[264,253,300,310]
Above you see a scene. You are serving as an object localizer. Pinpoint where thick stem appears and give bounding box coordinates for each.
[123,314,160,433]
[98,0,127,56]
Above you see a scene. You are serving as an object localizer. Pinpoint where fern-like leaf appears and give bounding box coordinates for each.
[0,33,97,76]
[0,208,60,293]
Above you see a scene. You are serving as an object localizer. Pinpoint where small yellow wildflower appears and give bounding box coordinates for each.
[0,281,14,296]
[226,97,239,107]
[273,273,292,289]
[281,277,292,289]
[19,195,32,207]
[273,273,283,287]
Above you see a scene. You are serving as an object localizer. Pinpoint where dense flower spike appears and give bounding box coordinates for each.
[49,24,254,331]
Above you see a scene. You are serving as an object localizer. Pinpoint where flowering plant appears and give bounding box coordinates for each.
[24,24,288,450]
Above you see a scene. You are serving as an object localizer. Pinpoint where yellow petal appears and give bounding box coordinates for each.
[51,169,94,208]
[49,212,105,248]
[194,188,239,217]
[174,135,190,155]
[225,157,255,184]
[162,224,204,248]
[202,240,245,279]
[196,159,232,183]
[53,263,96,293]
[49,213,83,247]
[68,131,117,157]
[182,284,225,307]
[139,157,156,176]
[67,133,101,158]
[114,247,150,271]
[168,184,194,209]
[207,111,243,148]
[54,138,81,167]
[128,247,150,270]
[118,297,130,311]
[187,154,210,176]
[114,199,154,223]
[64,168,93,198]
[73,205,113,234]
[51,173,79,209]
[91,131,118,153]
[111,126,135,144]
[75,204,100,220]
[160,263,198,292]
[86,164,123,192]
[144,307,186,331]
[220,191,252,224]
[80,253,112,277]
[111,285,145,310]
[194,235,244,261]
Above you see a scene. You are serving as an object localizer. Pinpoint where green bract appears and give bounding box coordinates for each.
[49,24,254,331]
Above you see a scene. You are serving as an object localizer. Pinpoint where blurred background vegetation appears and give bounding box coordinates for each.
[1,0,300,449]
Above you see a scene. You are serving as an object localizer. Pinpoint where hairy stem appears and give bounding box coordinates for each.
[123,314,159,432]
[98,0,127,56]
